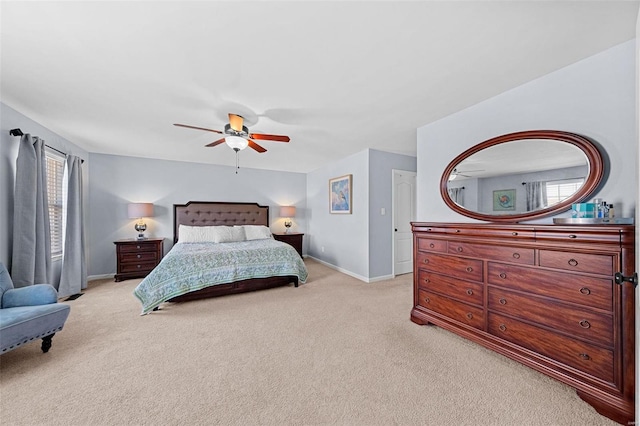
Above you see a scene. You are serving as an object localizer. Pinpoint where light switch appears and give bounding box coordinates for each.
[381,208,386,215]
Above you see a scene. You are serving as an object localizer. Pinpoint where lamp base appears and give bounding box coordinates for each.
[136,233,147,240]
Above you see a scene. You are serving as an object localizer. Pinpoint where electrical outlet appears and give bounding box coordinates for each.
[321,246,325,253]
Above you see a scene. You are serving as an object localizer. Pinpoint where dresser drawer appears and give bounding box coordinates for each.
[416,252,483,282]
[488,313,614,383]
[418,290,484,330]
[119,261,157,274]
[488,263,612,311]
[538,250,615,276]
[535,229,621,245]
[417,237,447,253]
[120,251,158,263]
[444,226,535,240]
[118,242,159,253]
[488,287,613,347]
[448,241,534,265]
[418,270,483,306]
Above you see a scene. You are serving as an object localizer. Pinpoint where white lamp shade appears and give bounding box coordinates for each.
[225,136,249,150]
[280,206,296,218]
[128,203,154,219]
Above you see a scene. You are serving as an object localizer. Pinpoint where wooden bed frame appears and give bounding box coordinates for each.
[167,201,299,303]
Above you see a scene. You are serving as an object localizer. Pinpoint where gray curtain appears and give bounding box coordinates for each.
[448,187,465,206]
[524,181,547,211]
[59,155,86,297]
[11,134,52,287]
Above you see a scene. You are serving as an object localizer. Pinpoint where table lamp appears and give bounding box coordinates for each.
[128,203,154,240]
[279,206,296,234]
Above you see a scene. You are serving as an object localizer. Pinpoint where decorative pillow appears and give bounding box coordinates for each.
[239,225,272,241]
[179,225,245,243]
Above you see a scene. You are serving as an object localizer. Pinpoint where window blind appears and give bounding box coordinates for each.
[46,151,65,258]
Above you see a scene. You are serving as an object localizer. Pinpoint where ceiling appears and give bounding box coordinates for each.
[1,1,638,174]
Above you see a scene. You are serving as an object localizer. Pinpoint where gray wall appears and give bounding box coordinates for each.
[0,103,89,277]
[417,40,637,223]
[306,149,370,280]
[88,153,307,277]
[368,150,416,279]
[305,148,416,281]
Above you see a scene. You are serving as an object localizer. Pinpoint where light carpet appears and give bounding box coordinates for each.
[0,259,615,425]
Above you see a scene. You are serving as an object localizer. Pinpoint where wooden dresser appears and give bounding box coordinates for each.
[114,238,164,282]
[411,222,635,424]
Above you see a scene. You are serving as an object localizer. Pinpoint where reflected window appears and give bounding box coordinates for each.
[546,178,584,206]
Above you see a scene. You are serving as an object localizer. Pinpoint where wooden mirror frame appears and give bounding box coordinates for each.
[440,130,604,223]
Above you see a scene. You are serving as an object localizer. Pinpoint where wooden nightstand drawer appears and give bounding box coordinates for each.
[273,233,304,257]
[114,238,164,282]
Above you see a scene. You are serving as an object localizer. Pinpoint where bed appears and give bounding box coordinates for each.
[133,201,308,314]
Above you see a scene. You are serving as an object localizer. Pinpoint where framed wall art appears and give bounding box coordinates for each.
[329,174,352,214]
[493,189,515,211]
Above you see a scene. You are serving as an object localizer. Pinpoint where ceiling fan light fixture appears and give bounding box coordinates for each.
[226,135,248,151]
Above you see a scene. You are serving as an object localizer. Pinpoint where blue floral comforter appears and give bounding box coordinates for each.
[133,239,308,314]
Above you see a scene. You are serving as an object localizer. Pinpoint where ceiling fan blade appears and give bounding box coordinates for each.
[229,113,244,132]
[248,139,267,153]
[249,133,290,142]
[205,138,226,148]
[174,123,223,134]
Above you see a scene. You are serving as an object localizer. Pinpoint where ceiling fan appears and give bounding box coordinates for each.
[449,168,484,180]
[174,113,290,153]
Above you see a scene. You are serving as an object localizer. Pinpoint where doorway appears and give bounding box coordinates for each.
[392,170,416,276]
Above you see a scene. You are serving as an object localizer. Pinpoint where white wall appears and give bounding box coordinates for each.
[88,153,307,277]
[417,40,637,223]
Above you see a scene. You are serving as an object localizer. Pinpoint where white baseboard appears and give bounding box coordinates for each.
[88,274,114,281]
[305,256,394,283]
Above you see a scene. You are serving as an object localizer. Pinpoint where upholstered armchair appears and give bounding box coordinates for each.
[0,262,70,354]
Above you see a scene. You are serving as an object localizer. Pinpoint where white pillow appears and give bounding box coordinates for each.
[239,225,272,241]
[179,225,245,243]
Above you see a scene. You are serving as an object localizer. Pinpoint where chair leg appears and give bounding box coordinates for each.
[41,333,55,353]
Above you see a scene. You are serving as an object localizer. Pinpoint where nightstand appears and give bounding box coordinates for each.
[114,238,164,282]
[273,233,304,257]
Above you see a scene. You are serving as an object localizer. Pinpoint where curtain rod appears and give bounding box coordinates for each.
[522,177,584,185]
[10,128,84,163]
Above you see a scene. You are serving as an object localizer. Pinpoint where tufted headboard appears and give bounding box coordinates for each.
[173,201,270,243]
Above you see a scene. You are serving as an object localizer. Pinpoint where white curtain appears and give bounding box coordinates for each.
[59,155,86,297]
[448,187,465,206]
[524,181,547,211]
[11,134,52,287]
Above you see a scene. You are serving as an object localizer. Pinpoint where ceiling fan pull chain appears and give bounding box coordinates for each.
[235,147,240,174]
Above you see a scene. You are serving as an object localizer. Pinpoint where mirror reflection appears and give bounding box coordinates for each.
[446,139,588,215]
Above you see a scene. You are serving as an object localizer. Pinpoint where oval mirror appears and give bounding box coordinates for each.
[441,130,604,222]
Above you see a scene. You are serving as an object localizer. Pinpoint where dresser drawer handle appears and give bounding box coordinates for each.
[466,289,473,295]
[568,259,579,267]
[466,313,473,320]
[424,297,430,303]
[568,234,577,239]
[455,230,461,233]
[512,253,520,259]
[423,259,429,264]
[579,287,591,295]
[429,243,435,248]
[136,245,141,249]
[579,320,591,329]
[499,324,506,332]
[457,247,463,252]
[466,267,473,273]
[579,353,591,360]
[137,265,141,269]
[424,278,430,283]
[137,254,141,259]
[511,232,518,236]
[499,298,507,305]
[499,273,507,279]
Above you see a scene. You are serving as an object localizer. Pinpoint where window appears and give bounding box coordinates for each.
[546,178,584,206]
[46,151,65,258]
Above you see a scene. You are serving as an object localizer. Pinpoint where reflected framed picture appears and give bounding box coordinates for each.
[493,189,515,211]
[329,174,352,214]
